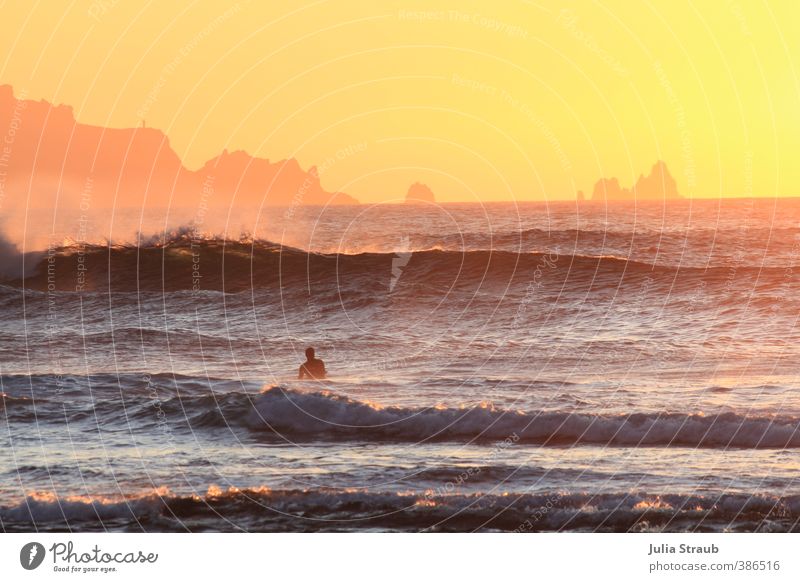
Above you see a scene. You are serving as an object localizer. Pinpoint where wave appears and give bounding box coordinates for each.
[2,234,794,294]
[0,392,32,405]
[237,387,800,448]
[3,486,799,532]
[9,382,800,449]
[8,381,799,449]
[436,225,800,259]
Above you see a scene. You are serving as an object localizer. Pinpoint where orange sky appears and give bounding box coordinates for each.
[1,0,798,202]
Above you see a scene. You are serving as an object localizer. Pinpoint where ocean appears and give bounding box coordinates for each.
[2,198,800,532]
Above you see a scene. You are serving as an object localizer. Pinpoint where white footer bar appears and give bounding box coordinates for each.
[1,533,795,580]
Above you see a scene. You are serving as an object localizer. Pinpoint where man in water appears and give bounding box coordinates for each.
[298,347,326,380]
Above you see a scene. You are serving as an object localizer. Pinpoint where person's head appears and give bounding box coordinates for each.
[305,347,315,360]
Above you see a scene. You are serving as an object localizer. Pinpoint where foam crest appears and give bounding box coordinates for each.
[248,387,800,448]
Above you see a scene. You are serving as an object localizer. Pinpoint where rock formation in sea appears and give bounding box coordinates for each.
[591,161,681,200]
[405,182,436,204]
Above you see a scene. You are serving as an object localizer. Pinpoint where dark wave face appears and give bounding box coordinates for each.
[3,199,800,532]
[244,387,800,449]
[7,237,799,299]
[8,380,800,449]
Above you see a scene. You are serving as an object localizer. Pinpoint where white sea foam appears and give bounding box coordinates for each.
[248,387,800,448]
[3,487,799,532]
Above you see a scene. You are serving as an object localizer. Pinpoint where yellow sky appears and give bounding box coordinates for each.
[1,0,798,202]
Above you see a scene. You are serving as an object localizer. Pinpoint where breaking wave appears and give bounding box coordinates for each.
[7,378,800,449]
[3,486,799,532]
[1,234,793,293]
[240,387,800,448]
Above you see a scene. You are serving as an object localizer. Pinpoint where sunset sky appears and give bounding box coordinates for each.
[1,0,798,203]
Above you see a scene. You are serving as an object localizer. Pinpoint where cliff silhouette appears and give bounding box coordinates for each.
[591,161,681,201]
[0,85,358,210]
[405,182,436,204]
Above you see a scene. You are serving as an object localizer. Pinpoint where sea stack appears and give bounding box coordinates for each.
[405,182,436,204]
[591,161,682,201]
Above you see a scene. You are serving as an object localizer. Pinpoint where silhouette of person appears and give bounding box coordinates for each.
[298,347,326,380]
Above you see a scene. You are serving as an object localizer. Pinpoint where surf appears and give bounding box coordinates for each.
[3,234,794,295]
[4,486,799,532]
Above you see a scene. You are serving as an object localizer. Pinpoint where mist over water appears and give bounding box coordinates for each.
[3,198,800,532]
